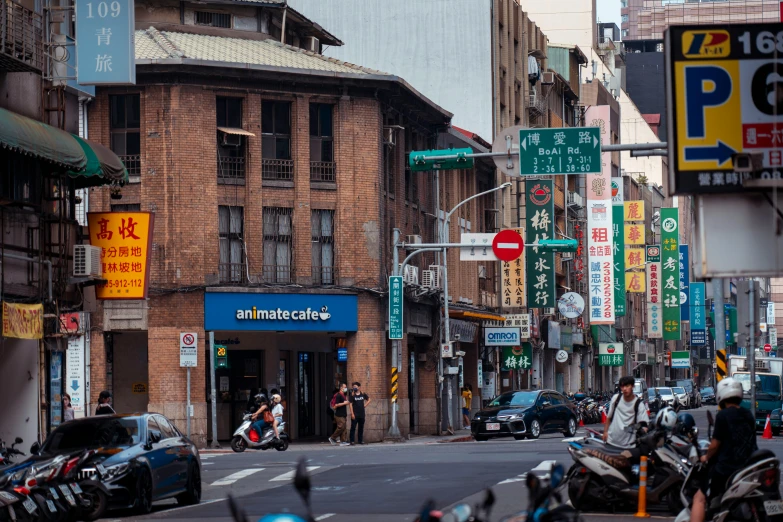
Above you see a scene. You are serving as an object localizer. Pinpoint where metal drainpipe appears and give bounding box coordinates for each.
[280,1,288,44]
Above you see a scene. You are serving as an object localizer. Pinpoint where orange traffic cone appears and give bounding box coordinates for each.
[763,414,774,440]
[579,415,585,428]
[601,410,607,423]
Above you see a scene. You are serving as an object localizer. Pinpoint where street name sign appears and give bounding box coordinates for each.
[666,23,783,193]
[518,127,601,175]
[389,276,403,340]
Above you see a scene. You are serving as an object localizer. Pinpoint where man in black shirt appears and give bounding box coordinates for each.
[328,383,350,446]
[691,377,757,522]
[349,382,371,445]
[95,390,116,416]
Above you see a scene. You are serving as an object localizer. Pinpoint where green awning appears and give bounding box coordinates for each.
[0,107,86,170]
[67,136,129,188]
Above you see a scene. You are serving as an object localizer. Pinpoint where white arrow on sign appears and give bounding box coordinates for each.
[594,135,599,148]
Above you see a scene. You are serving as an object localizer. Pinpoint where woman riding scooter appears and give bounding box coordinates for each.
[250,394,280,439]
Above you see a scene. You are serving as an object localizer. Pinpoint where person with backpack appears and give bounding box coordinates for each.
[328,383,350,446]
[602,375,649,448]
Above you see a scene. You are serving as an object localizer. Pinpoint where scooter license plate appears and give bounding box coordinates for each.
[70,483,82,495]
[765,500,783,515]
[46,500,57,513]
[49,487,59,499]
[486,423,501,431]
[22,497,36,514]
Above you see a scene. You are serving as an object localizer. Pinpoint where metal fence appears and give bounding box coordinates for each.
[0,0,43,72]
[218,263,246,284]
[262,159,294,181]
[310,161,335,182]
[218,156,245,183]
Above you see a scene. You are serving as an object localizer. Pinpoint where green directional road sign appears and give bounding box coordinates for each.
[518,127,601,176]
[408,148,475,172]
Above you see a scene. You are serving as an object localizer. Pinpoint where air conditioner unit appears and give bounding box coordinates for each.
[220,132,242,147]
[478,265,488,279]
[656,354,663,363]
[406,235,422,244]
[402,265,419,285]
[560,252,573,261]
[543,307,556,316]
[73,245,102,277]
[383,127,396,146]
[635,353,647,363]
[541,71,555,85]
[305,36,320,53]
[421,270,435,289]
[429,265,444,288]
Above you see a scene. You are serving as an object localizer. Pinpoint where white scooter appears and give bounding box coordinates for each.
[230,413,289,452]
[675,410,783,522]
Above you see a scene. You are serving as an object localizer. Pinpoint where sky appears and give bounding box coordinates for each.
[597,0,620,27]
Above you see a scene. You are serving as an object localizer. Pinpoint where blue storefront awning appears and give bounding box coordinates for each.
[205,292,358,332]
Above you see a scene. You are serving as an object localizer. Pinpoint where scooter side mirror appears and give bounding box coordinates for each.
[14,437,22,445]
[226,494,247,522]
[482,488,495,511]
[30,442,40,455]
[294,458,311,509]
[550,463,565,488]
[526,473,540,495]
[707,410,714,426]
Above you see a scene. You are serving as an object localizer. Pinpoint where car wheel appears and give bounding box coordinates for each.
[528,419,541,439]
[230,436,246,453]
[135,468,154,515]
[474,435,488,442]
[177,461,201,506]
[564,417,577,437]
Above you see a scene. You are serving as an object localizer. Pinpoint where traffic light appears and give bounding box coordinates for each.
[408,148,475,172]
[537,239,578,252]
[215,344,228,369]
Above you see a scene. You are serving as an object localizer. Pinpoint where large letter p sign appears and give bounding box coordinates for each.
[684,66,732,139]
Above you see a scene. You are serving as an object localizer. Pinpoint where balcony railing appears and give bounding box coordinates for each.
[310,161,335,182]
[218,263,246,284]
[262,159,294,181]
[0,0,43,72]
[262,264,292,284]
[311,266,338,286]
[218,156,245,184]
[119,154,141,178]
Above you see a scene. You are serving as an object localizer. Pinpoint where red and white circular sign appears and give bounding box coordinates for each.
[765,343,772,353]
[492,229,524,262]
[182,333,196,346]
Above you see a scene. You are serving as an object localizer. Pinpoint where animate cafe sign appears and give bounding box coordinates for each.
[205,293,358,332]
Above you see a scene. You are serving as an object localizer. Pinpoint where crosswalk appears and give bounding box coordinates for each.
[207,465,321,487]
[497,460,557,485]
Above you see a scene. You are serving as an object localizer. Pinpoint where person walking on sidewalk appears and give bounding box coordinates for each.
[329,383,350,446]
[349,382,371,445]
[461,384,473,430]
[95,391,115,416]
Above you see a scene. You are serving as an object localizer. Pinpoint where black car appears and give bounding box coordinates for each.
[32,413,201,515]
[471,390,578,441]
[700,386,716,405]
[647,388,663,414]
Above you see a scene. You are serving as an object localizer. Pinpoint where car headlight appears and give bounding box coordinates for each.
[104,462,131,478]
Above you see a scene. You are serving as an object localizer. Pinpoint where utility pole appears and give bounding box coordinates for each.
[714,278,726,388]
[749,280,757,419]
[388,229,402,439]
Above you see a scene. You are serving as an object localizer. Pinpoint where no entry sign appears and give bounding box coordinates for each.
[492,229,524,262]
[765,343,772,353]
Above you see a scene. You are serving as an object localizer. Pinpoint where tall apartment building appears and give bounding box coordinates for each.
[622,0,781,42]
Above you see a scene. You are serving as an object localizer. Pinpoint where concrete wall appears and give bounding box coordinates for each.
[0,339,39,446]
[618,89,665,188]
[289,0,493,141]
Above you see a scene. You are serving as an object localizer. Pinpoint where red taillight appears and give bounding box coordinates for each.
[24,478,36,488]
[63,457,79,477]
[762,468,778,489]
[580,467,587,474]
[248,430,259,443]
[14,487,30,496]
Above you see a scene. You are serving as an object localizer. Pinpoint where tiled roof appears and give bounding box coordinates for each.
[134,27,387,76]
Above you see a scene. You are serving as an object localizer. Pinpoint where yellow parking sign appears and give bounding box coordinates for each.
[666,23,783,194]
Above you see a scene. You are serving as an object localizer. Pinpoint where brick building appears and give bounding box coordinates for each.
[83,2,505,444]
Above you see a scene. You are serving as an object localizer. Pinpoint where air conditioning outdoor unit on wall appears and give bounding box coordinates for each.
[305,36,319,53]
[406,235,422,244]
[74,245,102,277]
[543,307,556,316]
[220,132,241,147]
[429,265,443,288]
[421,270,435,289]
[401,265,419,285]
[541,72,555,85]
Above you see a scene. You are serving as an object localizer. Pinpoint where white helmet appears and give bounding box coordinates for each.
[655,406,677,430]
[716,377,743,406]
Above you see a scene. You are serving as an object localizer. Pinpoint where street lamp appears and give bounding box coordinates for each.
[439,181,512,433]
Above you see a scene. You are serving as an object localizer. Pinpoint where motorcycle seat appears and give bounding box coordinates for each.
[725,449,778,487]
[583,447,634,470]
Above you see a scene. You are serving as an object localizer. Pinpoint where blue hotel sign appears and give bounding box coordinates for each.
[205,293,358,332]
[75,0,136,85]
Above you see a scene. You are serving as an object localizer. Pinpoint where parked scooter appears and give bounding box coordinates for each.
[230,413,289,452]
[674,410,783,522]
[0,437,39,522]
[501,462,584,522]
[564,423,686,514]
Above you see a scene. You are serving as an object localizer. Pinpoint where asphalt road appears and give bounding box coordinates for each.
[101,406,783,522]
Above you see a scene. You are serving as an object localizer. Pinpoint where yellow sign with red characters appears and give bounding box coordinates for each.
[625,270,647,293]
[623,201,645,222]
[625,248,646,271]
[87,212,154,299]
[624,224,645,245]
[2,302,43,339]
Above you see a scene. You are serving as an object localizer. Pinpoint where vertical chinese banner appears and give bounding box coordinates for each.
[585,105,614,324]
[75,0,136,85]
[526,181,555,308]
[501,228,526,308]
[690,282,706,345]
[87,212,154,299]
[612,201,626,316]
[646,245,662,339]
[624,200,645,294]
[679,245,690,322]
[660,208,680,340]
